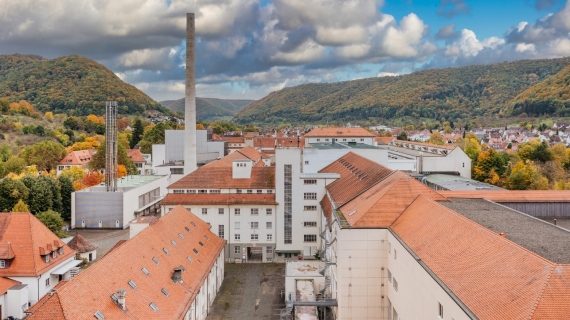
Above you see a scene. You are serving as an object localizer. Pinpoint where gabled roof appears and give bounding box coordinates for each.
[169,166,274,190]
[204,147,262,168]
[338,172,445,228]
[305,127,375,138]
[127,149,145,163]
[0,277,19,295]
[0,213,75,277]
[320,152,394,208]
[391,196,570,320]
[67,234,97,253]
[162,193,277,206]
[59,150,95,166]
[26,207,225,320]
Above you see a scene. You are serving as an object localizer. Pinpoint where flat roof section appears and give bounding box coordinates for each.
[442,198,570,264]
[422,174,503,191]
[308,142,380,150]
[81,175,166,192]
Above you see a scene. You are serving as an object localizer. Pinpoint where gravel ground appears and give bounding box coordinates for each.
[208,263,286,320]
[72,228,130,259]
[541,218,570,231]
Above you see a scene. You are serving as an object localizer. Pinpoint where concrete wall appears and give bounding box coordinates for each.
[302,148,389,173]
[166,130,185,162]
[73,192,123,228]
[422,147,472,178]
[6,285,28,319]
[500,202,570,218]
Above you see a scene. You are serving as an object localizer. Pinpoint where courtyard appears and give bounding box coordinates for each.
[208,263,286,320]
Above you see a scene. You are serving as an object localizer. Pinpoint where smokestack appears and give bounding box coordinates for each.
[184,13,197,174]
[105,101,118,192]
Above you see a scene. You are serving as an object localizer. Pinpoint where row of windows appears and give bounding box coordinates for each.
[174,189,274,194]
[304,205,318,211]
[234,233,272,241]
[234,246,273,255]
[304,193,317,200]
[304,221,317,227]
[201,208,273,215]
[303,234,317,242]
[234,221,273,229]
[314,138,366,142]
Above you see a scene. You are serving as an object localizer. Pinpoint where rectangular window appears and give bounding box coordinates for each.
[235,234,240,241]
[267,234,273,241]
[251,222,259,229]
[237,189,242,194]
[304,179,317,185]
[170,168,183,174]
[266,222,272,229]
[201,208,207,215]
[438,303,444,318]
[0,260,5,268]
[234,208,240,215]
[304,205,317,211]
[209,189,221,194]
[251,208,259,215]
[266,208,273,215]
[234,246,240,254]
[304,221,317,227]
[218,208,224,215]
[45,278,50,287]
[304,234,317,243]
[234,221,240,229]
[218,225,224,238]
[257,190,263,194]
[247,189,253,194]
[304,193,317,200]
[187,189,196,193]
[173,189,184,194]
[251,234,259,241]
[198,189,207,194]
[284,164,292,244]
[267,190,273,194]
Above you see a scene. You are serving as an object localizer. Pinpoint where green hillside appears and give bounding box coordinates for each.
[161,97,252,121]
[511,64,570,116]
[236,58,570,124]
[0,54,163,115]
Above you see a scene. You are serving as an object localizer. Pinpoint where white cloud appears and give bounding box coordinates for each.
[515,43,536,53]
[272,39,326,64]
[380,13,427,58]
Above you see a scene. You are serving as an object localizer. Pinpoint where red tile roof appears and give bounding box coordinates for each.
[0,213,75,277]
[127,149,145,163]
[162,193,277,206]
[222,136,245,144]
[391,196,570,320]
[0,277,19,295]
[26,207,225,320]
[339,171,445,228]
[59,150,95,166]
[320,152,394,207]
[305,127,375,138]
[375,136,395,145]
[254,136,276,149]
[67,234,97,253]
[204,147,262,168]
[169,166,274,190]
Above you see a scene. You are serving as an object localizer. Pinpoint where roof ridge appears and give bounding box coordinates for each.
[27,214,41,276]
[338,170,398,211]
[527,265,556,320]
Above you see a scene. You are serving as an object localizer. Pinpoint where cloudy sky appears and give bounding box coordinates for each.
[0,0,569,101]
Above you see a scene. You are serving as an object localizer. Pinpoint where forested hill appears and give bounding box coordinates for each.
[235,57,570,124]
[511,64,570,116]
[0,54,162,115]
[160,97,252,121]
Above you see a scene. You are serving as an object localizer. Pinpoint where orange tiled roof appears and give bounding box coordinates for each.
[127,149,145,163]
[67,234,97,253]
[276,137,304,148]
[59,150,95,166]
[375,136,395,145]
[339,171,445,228]
[305,127,375,138]
[205,147,262,168]
[26,207,225,320]
[391,196,570,320]
[320,152,394,207]
[162,193,277,206]
[222,136,245,144]
[440,190,570,202]
[0,213,75,277]
[169,166,274,190]
[254,136,276,149]
[0,277,19,294]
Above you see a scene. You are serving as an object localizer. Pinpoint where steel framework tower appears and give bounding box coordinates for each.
[105,101,118,192]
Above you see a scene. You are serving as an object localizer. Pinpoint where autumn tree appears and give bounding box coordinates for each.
[82,171,104,188]
[58,175,74,220]
[89,139,136,174]
[0,178,29,211]
[12,199,30,212]
[507,160,548,190]
[19,140,66,172]
[428,131,445,145]
[21,176,53,214]
[472,148,510,184]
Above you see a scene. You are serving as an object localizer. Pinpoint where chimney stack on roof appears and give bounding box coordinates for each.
[184,12,197,174]
[112,289,127,310]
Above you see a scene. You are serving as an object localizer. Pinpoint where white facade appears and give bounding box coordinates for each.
[305,136,376,146]
[421,147,472,179]
[163,203,277,262]
[302,148,392,173]
[185,248,225,320]
[322,223,473,320]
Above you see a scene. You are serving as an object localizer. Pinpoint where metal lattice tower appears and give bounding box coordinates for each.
[105,101,118,192]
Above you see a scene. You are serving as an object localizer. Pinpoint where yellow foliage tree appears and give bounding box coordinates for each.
[12,199,30,212]
[67,136,103,151]
[428,131,445,145]
[86,114,104,125]
[60,166,86,182]
[117,164,127,178]
[44,112,54,122]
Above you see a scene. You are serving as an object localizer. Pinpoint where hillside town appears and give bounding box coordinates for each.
[0,5,569,320]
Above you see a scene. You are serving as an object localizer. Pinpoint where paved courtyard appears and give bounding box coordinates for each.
[208,263,285,320]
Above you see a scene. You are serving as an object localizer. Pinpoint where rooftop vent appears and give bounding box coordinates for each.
[141,267,150,276]
[111,289,127,310]
[128,280,137,289]
[152,256,159,265]
[171,266,185,283]
[161,288,169,297]
[149,302,159,312]
[94,311,105,319]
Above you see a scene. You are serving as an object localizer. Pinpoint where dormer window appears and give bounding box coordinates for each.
[52,251,57,259]
[58,247,64,255]
[44,255,50,263]
[0,260,6,268]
